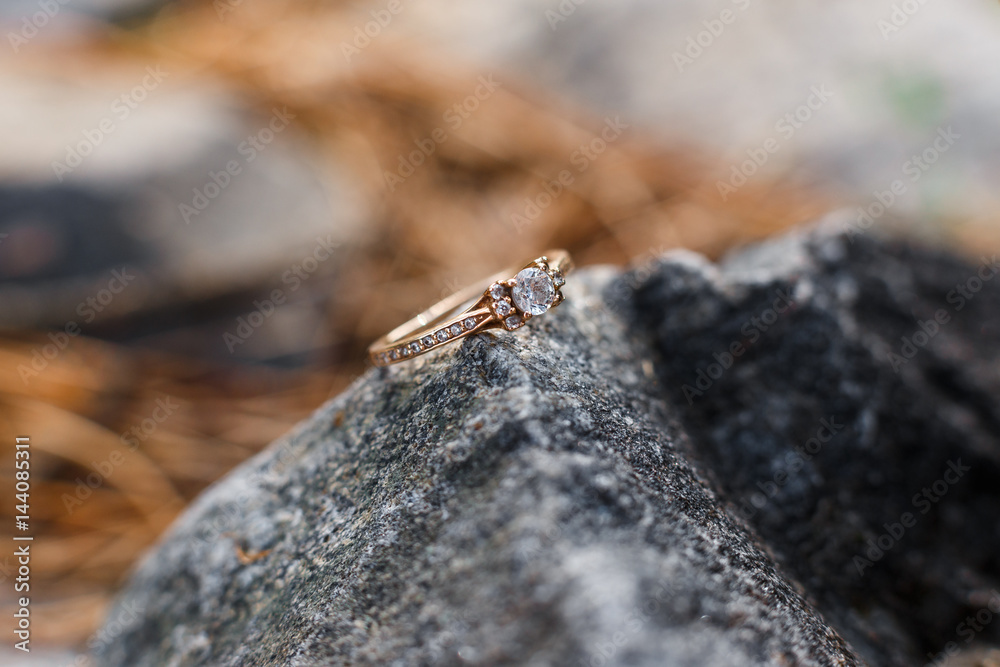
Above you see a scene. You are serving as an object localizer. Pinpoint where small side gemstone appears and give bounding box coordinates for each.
[494,299,512,317]
[401,346,412,357]
[389,349,399,360]
[436,330,449,342]
[505,314,522,329]
[410,342,421,354]
[450,323,463,337]
[489,283,507,300]
[422,336,434,347]
[463,317,476,330]
[552,270,566,287]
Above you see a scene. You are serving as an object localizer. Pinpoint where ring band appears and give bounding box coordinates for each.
[369,250,573,367]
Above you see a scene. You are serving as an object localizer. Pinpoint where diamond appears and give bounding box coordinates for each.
[410,342,421,354]
[390,349,399,360]
[422,336,434,347]
[552,270,565,288]
[489,283,507,300]
[401,346,411,357]
[450,324,463,336]
[505,314,522,329]
[494,299,512,317]
[436,330,449,342]
[464,317,476,330]
[512,267,555,316]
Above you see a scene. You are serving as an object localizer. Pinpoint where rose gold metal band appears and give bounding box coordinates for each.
[368,250,572,367]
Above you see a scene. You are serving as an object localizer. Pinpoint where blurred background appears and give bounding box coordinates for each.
[0,0,998,662]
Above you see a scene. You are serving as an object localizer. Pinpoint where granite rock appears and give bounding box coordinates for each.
[94,223,1000,666]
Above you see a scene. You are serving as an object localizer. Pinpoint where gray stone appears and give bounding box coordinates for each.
[94,224,1000,666]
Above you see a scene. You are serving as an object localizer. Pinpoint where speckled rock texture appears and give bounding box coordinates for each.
[94,224,1000,667]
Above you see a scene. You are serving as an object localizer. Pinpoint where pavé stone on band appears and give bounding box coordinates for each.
[368,250,573,367]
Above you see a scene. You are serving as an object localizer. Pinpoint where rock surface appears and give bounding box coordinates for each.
[94,223,1000,666]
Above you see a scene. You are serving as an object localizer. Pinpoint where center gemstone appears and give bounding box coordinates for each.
[512,268,555,316]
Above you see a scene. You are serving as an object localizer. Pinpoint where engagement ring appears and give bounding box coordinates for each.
[368,250,572,366]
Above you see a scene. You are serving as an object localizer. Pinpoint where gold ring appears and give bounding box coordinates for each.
[368,250,573,367]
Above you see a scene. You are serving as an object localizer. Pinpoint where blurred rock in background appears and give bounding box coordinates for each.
[0,61,366,367]
[403,0,1000,241]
